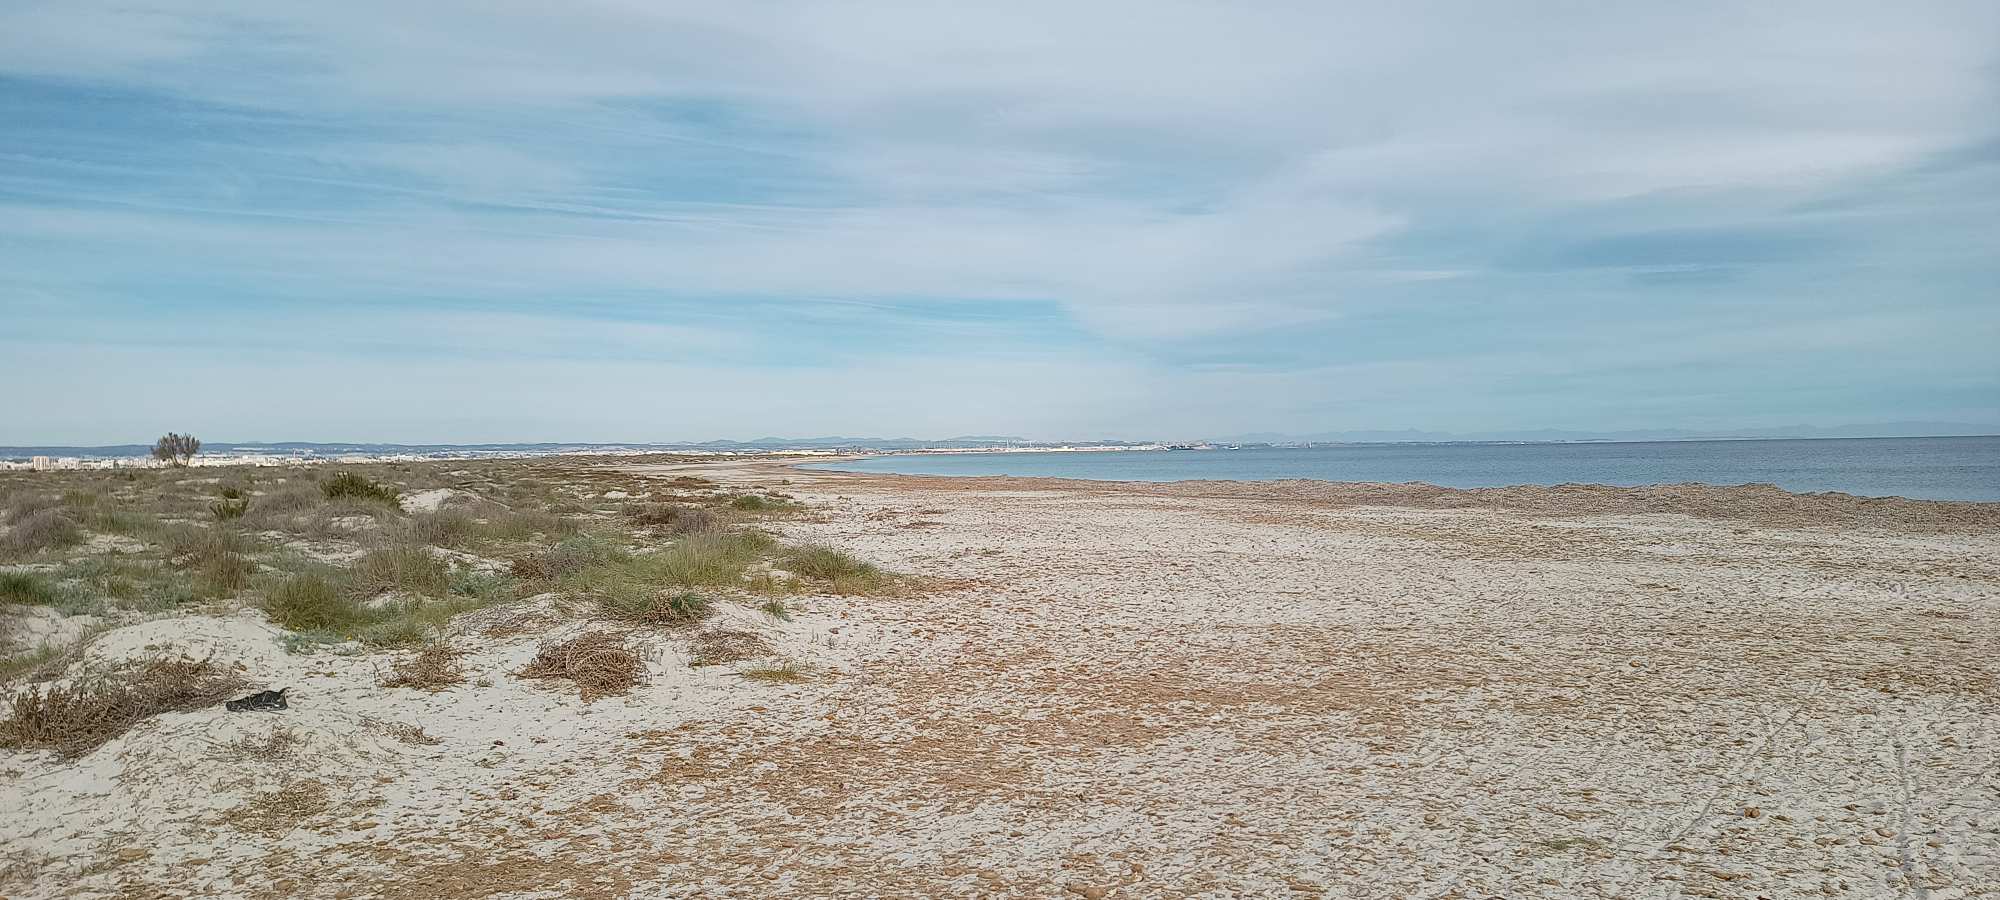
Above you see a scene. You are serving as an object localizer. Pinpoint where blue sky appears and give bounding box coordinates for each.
[2,1,1996,443]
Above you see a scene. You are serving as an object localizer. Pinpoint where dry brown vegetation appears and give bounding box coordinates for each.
[363,717,442,746]
[738,659,813,684]
[237,778,331,834]
[626,502,716,534]
[380,642,467,691]
[0,656,243,757]
[517,631,645,702]
[227,725,304,760]
[686,628,773,667]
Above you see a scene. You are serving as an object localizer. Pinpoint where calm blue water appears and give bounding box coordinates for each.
[808,436,2000,502]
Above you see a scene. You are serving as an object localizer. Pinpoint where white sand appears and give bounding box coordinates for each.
[2,461,1995,898]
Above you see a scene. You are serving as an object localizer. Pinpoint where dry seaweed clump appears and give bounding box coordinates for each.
[380,642,467,691]
[228,725,304,760]
[517,631,644,702]
[687,628,773,668]
[238,778,331,834]
[363,717,441,746]
[0,656,243,757]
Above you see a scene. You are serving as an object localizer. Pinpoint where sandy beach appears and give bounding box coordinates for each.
[3,458,1997,898]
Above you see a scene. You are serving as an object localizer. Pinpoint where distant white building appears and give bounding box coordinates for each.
[30,456,53,471]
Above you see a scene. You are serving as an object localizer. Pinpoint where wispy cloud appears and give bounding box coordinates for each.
[1,1,1996,441]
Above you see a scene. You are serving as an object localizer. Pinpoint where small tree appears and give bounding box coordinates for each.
[152,432,202,467]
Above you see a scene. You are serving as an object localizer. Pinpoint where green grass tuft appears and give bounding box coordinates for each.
[0,571,64,606]
[263,570,368,633]
[351,544,449,598]
[726,494,804,514]
[598,589,713,626]
[321,472,400,505]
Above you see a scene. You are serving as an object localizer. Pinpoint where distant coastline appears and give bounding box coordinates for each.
[5,428,1995,469]
[804,436,2000,503]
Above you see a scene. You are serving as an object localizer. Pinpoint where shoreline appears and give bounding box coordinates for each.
[773,459,2000,533]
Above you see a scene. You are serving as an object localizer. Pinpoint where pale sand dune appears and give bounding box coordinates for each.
[3,460,1996,898]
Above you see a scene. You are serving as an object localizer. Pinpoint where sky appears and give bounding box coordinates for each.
[2,1,1997,444]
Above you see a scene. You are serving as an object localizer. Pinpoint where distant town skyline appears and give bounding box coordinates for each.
[3,3,1996,441]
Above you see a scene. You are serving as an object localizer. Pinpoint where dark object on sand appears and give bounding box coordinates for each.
[225,688,289,712]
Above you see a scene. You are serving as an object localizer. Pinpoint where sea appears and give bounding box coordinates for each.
[806,436,2000,502]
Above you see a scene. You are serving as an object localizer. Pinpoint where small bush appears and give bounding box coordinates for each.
[2,509,83,555]
[627,503,716,534]
[782,544,880,581]
[599,589,712,627]
[448,567,513,601]
[210,499,249,521]
[650,530,774,587]
[321,472,399,504]
[512,533,620,582]
[782,544,896,595]
[727,494,803,514]
[352,544,449,598]
[358,594,505,649]
[380,642,466,691]
[0,656,242,757]
[516,631,643,702]
[263,570,368,633]
[167,525,257,598]
[0,571,64,606]
[198,551,256,598]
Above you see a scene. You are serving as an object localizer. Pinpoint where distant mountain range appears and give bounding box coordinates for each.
[1212,421,2000,444]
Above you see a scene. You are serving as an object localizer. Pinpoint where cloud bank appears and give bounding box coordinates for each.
[2,1,1996,441]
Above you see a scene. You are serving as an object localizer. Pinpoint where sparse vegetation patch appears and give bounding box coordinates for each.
[739,659,813,684]
[627,503,716,534]
[0,571,65,607]
[687,628,772,667]
[351,544,449,598]
[517,631,644,702]
[2,508,83,555]
[380,642,467,691]
[321,472,399,505]
[0,656,243,757]
[781,543,897,594]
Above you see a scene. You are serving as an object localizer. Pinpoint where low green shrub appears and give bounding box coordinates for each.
[598,589,713,626]
[0,571,63,606]
[321,472,399,504]
[727,494,803,514]
[263,570,366,633]
[351,544,449,598]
